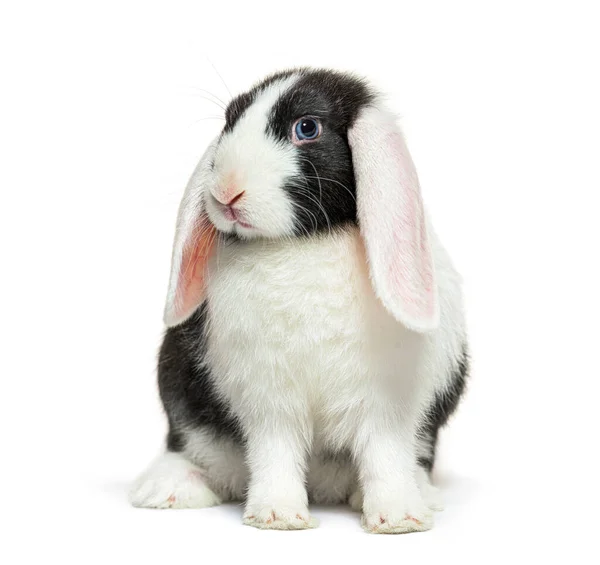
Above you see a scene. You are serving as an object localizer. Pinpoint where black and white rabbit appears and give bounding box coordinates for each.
[130,68,468,534]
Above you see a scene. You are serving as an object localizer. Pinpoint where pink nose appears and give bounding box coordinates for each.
[215,189,245,206]
[225,191,245,206]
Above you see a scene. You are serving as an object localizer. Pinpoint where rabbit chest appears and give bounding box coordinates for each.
[203,226,422,445]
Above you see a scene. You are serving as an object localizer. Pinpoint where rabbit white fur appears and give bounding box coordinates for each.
[130,69,467,534]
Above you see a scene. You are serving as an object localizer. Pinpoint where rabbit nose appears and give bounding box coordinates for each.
[213,180,245,206]
[224,190,245,206]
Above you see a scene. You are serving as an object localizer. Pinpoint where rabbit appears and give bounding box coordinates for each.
[129,68,468,534]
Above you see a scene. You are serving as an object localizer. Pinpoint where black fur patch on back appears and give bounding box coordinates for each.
[417,346,469,472]
[158,304,243,450]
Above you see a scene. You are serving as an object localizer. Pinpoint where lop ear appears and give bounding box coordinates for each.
[348,105,439,332]
[163,138,219,327]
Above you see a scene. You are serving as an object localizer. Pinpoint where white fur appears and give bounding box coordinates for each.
[199,224,463,532]
[205,76,300,239]
[350,466,443,512]
[129,451,221,509]
[415,465,444,511]
[137,81,466,533]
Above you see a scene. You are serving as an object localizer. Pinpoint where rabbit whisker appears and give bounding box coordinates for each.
[189,88,228,110]
[207,59,234,100]
[297,157,324,207]
[303,175,357,204]
[289,182,333,237]
[290,199,319,234]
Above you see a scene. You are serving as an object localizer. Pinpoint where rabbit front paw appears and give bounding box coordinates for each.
[361,489,433,534]
[243,503,317,530]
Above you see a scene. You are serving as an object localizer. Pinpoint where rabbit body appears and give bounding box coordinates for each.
[132,225,465,532]
[130,69,468,533]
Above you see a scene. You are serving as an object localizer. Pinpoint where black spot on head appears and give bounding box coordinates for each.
[223,91,254,133]
[267,69,375,236]
[223,69,299,133]
[268,69,374,139]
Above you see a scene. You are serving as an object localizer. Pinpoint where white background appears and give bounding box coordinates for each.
[2,1,599,563]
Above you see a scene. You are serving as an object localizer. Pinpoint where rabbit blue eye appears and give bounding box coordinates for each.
[294,118,320,141]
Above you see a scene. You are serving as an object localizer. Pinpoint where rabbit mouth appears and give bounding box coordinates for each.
[222,204,250,226]
[220,202,253,230]
[205,191,254,232]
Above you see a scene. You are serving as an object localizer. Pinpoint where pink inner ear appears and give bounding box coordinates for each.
[351,106,438,332]
[388,133,435,322]
[174,216,217,321]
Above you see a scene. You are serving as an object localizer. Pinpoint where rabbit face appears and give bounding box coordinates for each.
[204,69,374,239]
